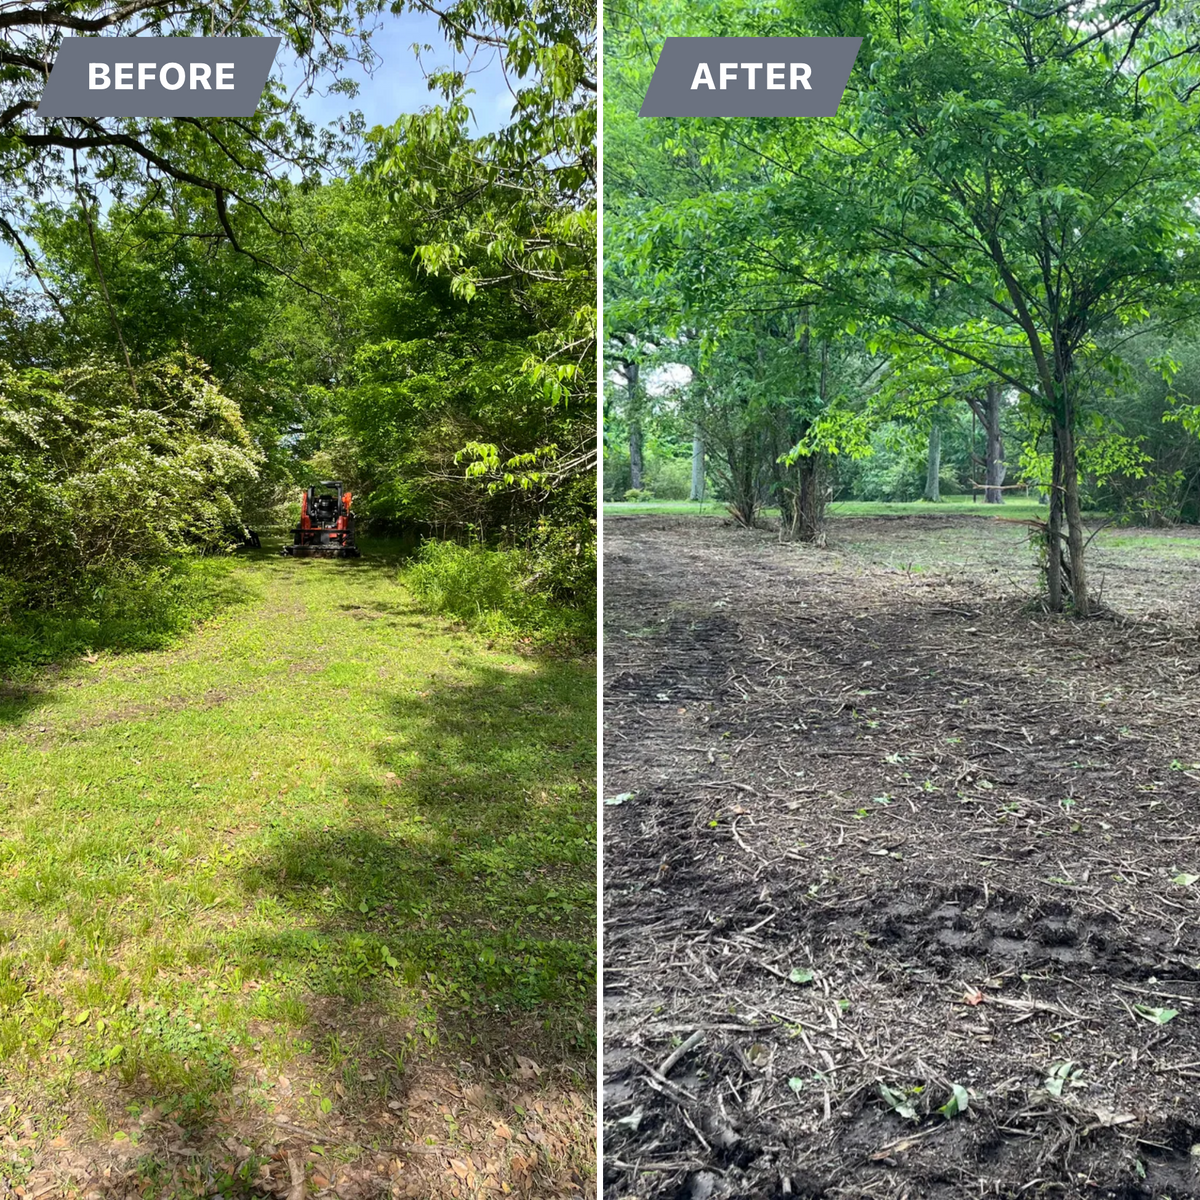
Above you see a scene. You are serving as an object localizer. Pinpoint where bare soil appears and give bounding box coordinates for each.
[603,514,1200,1200]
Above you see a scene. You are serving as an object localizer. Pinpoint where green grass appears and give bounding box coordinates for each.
[1098,531,1200,555]
[404,539,593,647]
[604,499,781,518]
[827,497,1051,519]
[0,538,595,1159]
[0,558,254,679]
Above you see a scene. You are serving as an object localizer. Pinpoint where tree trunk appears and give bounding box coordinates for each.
[774,333,827,540]
[629,423,643,491]
[923,425,941,502]
[1047,441,1063,612]
[1055,416,1090,616]
[1037,353,1090,615]
[627,361,643,491]
[690,425,705,501]
[982,383,1006,503]
[730,426,758,526]
[795,454,826,543]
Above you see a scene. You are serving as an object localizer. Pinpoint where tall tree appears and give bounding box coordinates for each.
[969,384,1008,505]
[615,0,1200,611]
[373,0,597,500]
[781,0,1200,612]
[923,425,942,503]
[0,0,373,289]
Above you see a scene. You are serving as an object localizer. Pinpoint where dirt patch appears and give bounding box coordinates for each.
[603,515,1200,1200]
[1,1049,590,1200]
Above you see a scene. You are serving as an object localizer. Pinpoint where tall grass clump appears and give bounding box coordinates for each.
[405,540,592,649]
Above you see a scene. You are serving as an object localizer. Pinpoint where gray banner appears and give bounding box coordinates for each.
[639,37,861,118]
[38,37,280,118]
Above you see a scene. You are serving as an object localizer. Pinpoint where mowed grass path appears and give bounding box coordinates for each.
[0,543,596,1198]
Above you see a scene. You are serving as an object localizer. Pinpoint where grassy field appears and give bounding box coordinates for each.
[0,540,596,1198]
[604,496,1054,520]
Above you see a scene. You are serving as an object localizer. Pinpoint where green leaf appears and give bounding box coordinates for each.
[788,967,815,985]
[879,1082,917,1120]
[1043,1061,1077,1096]
[1172,873,1198,887]
[1133,1005,1178,1025]
[939,1083,970,1118]
[605,792,634,806]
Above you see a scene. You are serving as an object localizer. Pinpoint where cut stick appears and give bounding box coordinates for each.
[658,1029,706,1077]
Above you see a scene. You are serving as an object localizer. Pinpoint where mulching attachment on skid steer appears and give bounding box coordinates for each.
[282,480,360,558]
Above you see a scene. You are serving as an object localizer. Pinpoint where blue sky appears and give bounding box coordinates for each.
[289,12,514,137]
[0,12,513,287]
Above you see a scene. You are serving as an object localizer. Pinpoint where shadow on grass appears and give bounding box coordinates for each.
[0,561,258,726]
[0,542,403,724]
[3,672,595,1195]
[32,659,598,1195]
[253,534,415,567]
[234,654,596,1080]
[0,678,56,725]
[0,574,595,1197]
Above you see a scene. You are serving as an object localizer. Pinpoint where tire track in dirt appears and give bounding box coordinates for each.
[604,516,1200,1200]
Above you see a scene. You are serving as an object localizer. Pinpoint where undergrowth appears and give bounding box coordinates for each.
[0,556,251,679]
[405,540,594,649]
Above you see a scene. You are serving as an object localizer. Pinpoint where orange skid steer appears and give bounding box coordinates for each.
[282,481,361,558]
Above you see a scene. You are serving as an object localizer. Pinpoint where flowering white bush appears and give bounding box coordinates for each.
[0,353,261,608]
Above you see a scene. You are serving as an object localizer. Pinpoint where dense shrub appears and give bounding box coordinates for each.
[605,449,696,501]
[648,456,693,500]
[840,425,965,503]
[0,354,260,608]
[525,516,597,608]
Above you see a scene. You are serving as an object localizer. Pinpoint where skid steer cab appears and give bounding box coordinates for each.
[282,481,361,558]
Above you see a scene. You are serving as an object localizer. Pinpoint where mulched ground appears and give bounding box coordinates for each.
[602,514,1200,1200]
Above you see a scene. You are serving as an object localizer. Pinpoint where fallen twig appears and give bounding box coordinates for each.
[658,1029,706,1077]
